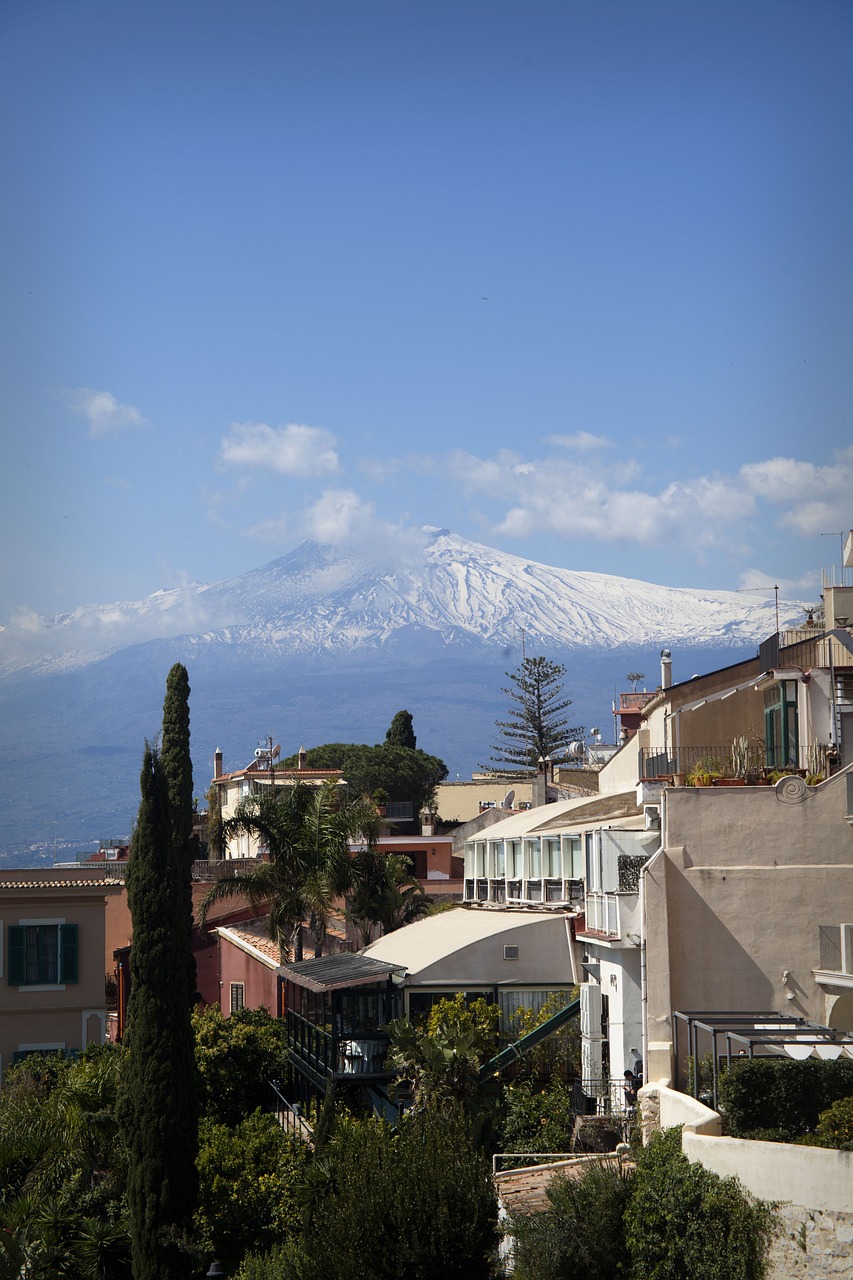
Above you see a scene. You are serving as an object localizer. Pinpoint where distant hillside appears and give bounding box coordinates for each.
[0,531,797,862]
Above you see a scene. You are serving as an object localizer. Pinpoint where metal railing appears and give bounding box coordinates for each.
[581,892,621,937]
[639,743,832,780]
[191,858,259,881]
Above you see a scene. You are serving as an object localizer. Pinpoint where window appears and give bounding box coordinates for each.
[8,924,78,986]
[764,680,799,768]
[230,982,245,1012]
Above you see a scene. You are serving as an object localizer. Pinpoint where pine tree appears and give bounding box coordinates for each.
[486,656,581,771]
[118,740,199,1279]
[385,709,417,751]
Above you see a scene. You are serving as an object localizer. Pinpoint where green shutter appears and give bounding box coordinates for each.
[60,924,78,984]
[8,926,25,985]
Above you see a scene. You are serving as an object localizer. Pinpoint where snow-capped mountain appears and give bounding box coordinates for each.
[2,529,799,678]
[0,531,800,860]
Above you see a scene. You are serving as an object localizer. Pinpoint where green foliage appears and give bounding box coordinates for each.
[193,1005,290,1126]
[512,1162,633,1280]
[507,992,580,1082]
[201,781,378,959]
[279,1108,497,1280]
[280,741,448,818]
[486,656,582,771]
[345,850,430,945]
[500,1077,577,1158]
[117,741,199,1280]
[388,995,500,1111]
[425,993,501,1046]
[196,1111,310,1272]
[0,1049,131,1278]
[385,709,417,751]
[718,1058,853,1141]
[813,1094,853,1149]
[624,1127,778,1280]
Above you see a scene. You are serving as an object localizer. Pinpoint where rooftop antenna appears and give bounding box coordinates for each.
[738,583,780,635]
[821,531,845,582]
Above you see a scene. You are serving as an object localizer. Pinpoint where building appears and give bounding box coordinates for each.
[0,878,123,1073]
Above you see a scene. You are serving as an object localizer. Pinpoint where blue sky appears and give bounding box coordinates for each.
[1,0,851,662]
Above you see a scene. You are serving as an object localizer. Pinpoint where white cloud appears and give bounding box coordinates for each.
[740,448,853,537]
[66,388,148,438]
[248,488,429,569]
[546,431,613,452]
[0,576,241,674]
[219,422,339,477]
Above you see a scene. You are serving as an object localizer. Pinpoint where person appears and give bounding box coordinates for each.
[623,1069,639,1108]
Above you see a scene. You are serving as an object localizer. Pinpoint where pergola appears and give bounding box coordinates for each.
[673,1009,853,1111]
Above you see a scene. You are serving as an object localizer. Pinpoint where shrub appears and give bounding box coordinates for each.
[283,1106,497,1279]
[625,1127,778,1280]
[814,1094,853,1149]
[195,1111,310,1271]
[500,1077,577,1158]
[193,1004,289,1126]
[511,1162,633,1280]
[718,1058,853,1141]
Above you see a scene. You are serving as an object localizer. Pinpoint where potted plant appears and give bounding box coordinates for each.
[372,787,389,816]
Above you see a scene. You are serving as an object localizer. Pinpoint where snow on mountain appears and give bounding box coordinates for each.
[1,529,801,678]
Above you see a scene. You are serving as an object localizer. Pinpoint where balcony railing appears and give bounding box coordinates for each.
[581,892,621,938]
[639,742,832,780]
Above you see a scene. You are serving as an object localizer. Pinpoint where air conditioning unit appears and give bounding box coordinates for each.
[644,805,661,830]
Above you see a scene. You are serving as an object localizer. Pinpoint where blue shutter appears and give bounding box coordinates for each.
[8,926,24,985]
[60,924,78,984]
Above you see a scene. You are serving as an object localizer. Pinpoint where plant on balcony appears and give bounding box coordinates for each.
[730,736,751,779]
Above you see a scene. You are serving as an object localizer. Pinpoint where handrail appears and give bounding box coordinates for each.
[478,994,581,1081]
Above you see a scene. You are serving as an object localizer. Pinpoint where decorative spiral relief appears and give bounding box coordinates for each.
[775,774,807,803]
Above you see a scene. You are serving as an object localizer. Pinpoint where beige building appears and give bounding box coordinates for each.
[0,879,123,1074]
[461,598,853,1092]
[212,746,344,859]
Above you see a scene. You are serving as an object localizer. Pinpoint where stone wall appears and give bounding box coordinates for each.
[640,1083,853,1280]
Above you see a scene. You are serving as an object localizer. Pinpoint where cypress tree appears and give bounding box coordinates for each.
[118,740,199,1279]
[160,662,197,1008]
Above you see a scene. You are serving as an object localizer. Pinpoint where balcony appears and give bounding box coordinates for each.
[638,742,832,782]
[577,891,641,945]
[815,924,853,991]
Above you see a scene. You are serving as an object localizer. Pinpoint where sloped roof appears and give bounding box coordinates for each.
[216,918,281,968]
[463,791,640,840]
[364,907,576,986]
[282,953,405,992]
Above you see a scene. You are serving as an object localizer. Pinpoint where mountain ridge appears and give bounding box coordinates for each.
[0,531,800,860]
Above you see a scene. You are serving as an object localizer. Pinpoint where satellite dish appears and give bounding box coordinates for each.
[272,744,281,759]
[502,789,515,809]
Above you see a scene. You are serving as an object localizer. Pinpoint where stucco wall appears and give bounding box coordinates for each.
[644,771,853,1078]
[218,939,280,1015]
[642,1084,853,1278]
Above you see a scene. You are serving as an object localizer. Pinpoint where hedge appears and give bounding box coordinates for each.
[718,1058,853,1140]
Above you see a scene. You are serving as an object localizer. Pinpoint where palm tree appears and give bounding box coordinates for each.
[198,782,378,961]
[346,851,431,947]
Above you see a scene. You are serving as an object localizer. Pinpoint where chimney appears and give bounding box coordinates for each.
[214,748,223,779]
[660,649,672,691]
[298,745,307,772]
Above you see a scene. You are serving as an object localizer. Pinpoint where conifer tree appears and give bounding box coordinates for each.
[161,662,197,1008]
[486,656,581,771]
[385,709,417,751]
[118,738,199,1279]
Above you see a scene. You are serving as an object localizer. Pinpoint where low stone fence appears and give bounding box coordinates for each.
[641,1082,853,1278]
